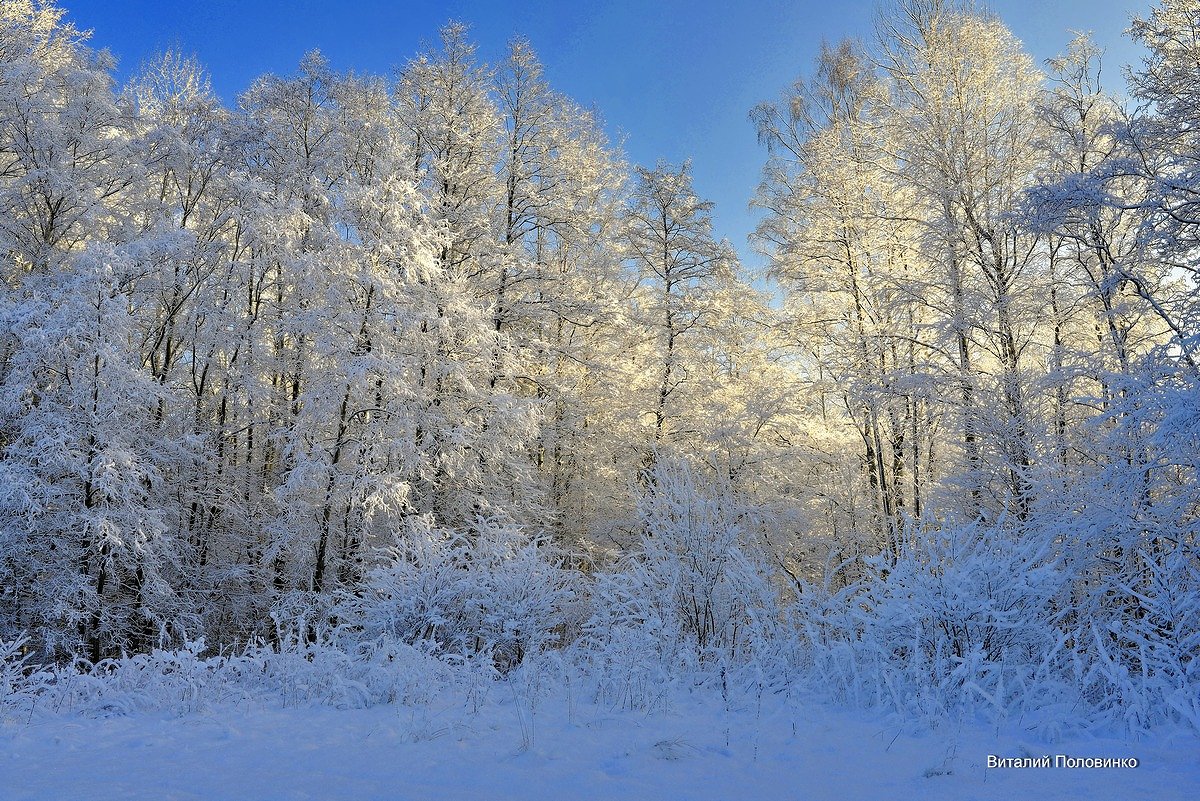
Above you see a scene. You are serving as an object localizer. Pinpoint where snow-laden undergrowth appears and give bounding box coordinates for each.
[4,470,1198,738]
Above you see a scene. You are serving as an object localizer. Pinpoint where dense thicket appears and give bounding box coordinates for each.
[1,0,1197,733]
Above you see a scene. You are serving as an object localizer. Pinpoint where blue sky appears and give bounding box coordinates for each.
[63,0,1149,273]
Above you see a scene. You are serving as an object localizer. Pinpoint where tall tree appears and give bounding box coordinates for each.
[753,39,935,556]
[625,161,736,465]
[876,0,1047,520]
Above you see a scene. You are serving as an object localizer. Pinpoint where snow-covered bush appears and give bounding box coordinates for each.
[269,590,343,648]
[581,460,790,707]
[338,516,582,671]
[0,635,51,719]
[7,637,475,717]
[797,521,1073,724]
[1069,539,1200,732]
[581,560,693,710]
[1044,366,1200,733]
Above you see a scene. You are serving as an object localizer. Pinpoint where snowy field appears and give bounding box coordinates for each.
[5,688,1196,801]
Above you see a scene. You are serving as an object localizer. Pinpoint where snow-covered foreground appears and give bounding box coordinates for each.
[4,687,1196,801]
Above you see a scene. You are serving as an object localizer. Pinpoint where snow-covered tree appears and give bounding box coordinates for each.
[624,162,736,463]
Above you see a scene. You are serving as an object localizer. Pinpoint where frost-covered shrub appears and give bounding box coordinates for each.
[270,589,342,648]
[243,638,470,710]
[339,516,581,670]
[0,635,51,719]
[581,460,790,706]
[1041,369,1200,733]
[581,561,692,710]
[40,640,228,716]
[1070,539,1200,732]
[797,522,1071,722]
[791,507,1200,734]
[10,637,479,717]
[0,513,584,718]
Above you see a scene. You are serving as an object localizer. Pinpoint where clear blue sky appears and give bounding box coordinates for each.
[63,0,1149,273]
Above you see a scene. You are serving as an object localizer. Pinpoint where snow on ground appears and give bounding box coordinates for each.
[3,687,1196,801]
